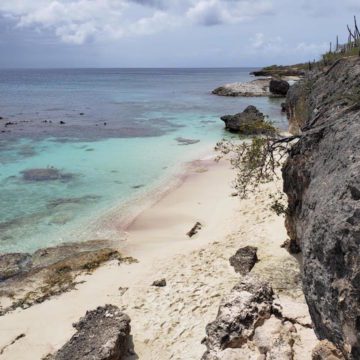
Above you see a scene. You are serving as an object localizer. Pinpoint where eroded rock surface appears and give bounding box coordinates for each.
[283,57,360,358]
[212,79,270,97]
[202,276,273,360]
[202,275,315,360]
[49,305,132,360]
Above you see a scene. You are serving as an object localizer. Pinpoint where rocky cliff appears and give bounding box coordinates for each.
[283,57,360,359]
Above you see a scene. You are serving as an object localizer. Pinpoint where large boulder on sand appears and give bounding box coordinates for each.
[202,276,274,359]
[269,79,290,96]
[50,305,132,360]
[220,106,276,136]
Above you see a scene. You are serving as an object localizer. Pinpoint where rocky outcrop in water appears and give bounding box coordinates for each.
[220,106,276,135]
[49,305,132,360]
[283,57,360,359]
[212,79,270,97]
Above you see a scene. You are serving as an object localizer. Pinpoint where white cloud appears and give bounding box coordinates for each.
[0,0,273,44]
[187,0,273,26]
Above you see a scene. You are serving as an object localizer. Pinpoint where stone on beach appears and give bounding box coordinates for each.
[48,305,132,360]
[202,276,274,360]
[152,278,167,287]
[229,246,258,275]
[187,222,202,237]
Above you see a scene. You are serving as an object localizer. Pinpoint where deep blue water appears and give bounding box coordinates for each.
[0,68,287,253]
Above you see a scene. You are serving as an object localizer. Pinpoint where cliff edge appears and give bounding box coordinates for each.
[283,57,360,359]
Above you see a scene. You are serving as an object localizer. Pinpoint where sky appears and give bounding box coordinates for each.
[0,0,360,68]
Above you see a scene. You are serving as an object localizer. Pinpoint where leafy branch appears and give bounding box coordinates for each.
[215,135,300,198]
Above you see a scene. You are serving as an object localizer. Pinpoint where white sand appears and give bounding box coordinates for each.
[0,156,315,359]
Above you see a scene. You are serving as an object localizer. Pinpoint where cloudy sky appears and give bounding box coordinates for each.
[0,0,359,68]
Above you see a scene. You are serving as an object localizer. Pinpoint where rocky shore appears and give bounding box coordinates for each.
[282,57,360,359]
[1,58,358,359]
[0,240,137,316]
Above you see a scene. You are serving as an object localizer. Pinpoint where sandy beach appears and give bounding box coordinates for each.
[0,153,315,359]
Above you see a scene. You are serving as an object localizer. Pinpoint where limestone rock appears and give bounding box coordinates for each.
[50,305,132,360]
[229,246,258,275]
[212,79,270,97]
[312,340,345,360]
[283,57,360,358]
[202,276,273,360]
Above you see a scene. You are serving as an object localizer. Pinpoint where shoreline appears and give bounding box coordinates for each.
[0,148,316,359]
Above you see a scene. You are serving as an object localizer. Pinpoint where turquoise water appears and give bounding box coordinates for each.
[0,68,287,253]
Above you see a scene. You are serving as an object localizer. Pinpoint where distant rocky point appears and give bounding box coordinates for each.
[212,79,270,97]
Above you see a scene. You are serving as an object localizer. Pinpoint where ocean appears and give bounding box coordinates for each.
[0,68,287,253]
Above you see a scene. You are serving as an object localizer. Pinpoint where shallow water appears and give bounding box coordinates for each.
[0,68,287,253]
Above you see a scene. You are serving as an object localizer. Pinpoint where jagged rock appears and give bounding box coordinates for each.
[220,106,275,136]
[0,253,32,281]
[283,57,360,358]
[229,246,258,275]
[253,316,295,359]
[50,305,132,360]
[202,276,274,360]
[312,340,345,360]
[270,79,290,96]
[212,79,270,97]
[152,278,166,287]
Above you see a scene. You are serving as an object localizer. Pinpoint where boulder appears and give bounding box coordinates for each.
[220,106,276,136]
[202,276,274,360]
[229,246,258,275]
[50,305,132,360]
[269,79,290,96]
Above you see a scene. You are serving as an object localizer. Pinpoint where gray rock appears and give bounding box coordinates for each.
[229,246,258,275]
[220,106,275,136]
[202,276,274,360]
[269,79,290,96]
[283,57,360,358]
[0,253,32,281]
[50,305,132,360]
